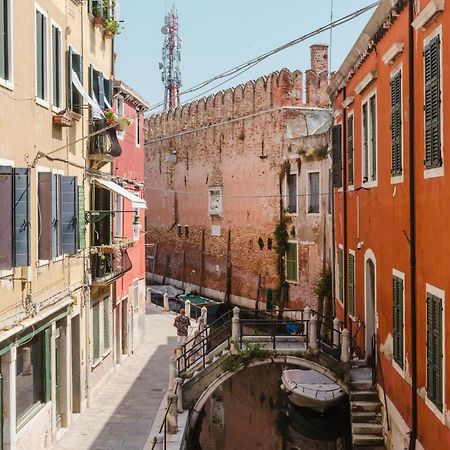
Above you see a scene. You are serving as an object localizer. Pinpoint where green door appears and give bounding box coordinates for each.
[55,334,61,428]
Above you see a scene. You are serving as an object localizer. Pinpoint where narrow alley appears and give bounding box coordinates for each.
[56,303,177,450]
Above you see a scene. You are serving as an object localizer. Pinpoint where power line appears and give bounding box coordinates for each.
[147,1,380,112]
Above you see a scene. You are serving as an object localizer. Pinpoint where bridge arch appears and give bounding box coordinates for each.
[189,355,349,428]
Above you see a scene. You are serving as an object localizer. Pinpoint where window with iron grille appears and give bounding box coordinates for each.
[286,242,298,283]
[391,72,403,176]
[424,35,442,169]
[426,292,443,410]
[392,275,404,367]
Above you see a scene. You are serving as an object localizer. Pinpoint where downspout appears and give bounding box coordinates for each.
[342,87,348,329]
[408,1,417,448]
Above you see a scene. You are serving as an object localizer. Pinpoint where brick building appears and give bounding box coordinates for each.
[145,45,332,311]
[329,0,450,448]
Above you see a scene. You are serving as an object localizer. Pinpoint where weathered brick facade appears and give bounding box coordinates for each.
[145,45,332,310]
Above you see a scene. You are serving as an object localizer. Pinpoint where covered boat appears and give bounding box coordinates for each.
[281,369,346,414]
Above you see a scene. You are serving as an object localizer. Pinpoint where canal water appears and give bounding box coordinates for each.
[188,364,351,450]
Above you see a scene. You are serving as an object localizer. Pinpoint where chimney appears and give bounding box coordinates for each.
[305,44,329,107]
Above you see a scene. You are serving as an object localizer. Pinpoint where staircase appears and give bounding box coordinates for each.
[350,370,385,449]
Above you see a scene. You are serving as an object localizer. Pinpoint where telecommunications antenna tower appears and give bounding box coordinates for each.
[160,4,181,111]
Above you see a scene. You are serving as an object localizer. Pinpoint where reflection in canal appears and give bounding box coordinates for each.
[188,364,351,450]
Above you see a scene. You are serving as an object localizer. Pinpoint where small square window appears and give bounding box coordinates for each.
[208,186,223,216]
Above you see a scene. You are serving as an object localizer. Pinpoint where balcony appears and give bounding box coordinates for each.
[88,120,122,170]
[90,247,132,286]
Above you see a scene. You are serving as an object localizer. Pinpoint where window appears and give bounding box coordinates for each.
[38,173,79,260]
[89,0,116,20]
[348,252,355,316]
[286,173,297,214]
[103,296,111,350]
[362,94,377,184]
[133,280,139,310]
[208,186,223,216]
[115,194,123,238]
[136,112,141,146]
[51,24,62,109]
[393,274,404,368]
[67,46,83,114]
[0,167,30,269]
[332,125,342,188]
[16,330,50,424]
[92,297,111,364]
[347,114,354,185]
[426,291,443,411]
[391,71,402,176]
[424,35,442,170]
[0,0,11,83]
[92,301,100,361]
[338,247,343,302]
[78,185,86,249]
[307,172,320,214]
[286,242,298,283]
[117,95,124,138]
[35,7,48,102]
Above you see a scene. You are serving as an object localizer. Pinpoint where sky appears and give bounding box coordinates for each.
[115,1,377,112]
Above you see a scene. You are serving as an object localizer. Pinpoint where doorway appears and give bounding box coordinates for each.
[365,255,376,364]
[122,298,129,356]
[71,315,81,414]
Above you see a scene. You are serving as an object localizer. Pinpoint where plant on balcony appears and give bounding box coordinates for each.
[92,6,104,25]
[103,18,121,37]
[113,238,134,249]
[104,110,132,131]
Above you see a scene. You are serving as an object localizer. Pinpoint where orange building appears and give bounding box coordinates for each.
[329,1,450,448]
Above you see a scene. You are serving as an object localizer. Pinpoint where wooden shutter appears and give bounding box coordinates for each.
[424,35,441,169]
[52,25,61,108]
[362,103,369,181]
[0,166,12,269]
[0,0,8,80]
[36,10,44,99]
[98,72,105,109]
[51,174,61,258]
[391,72,402,175]
[370,95,377,181]
[38,172,52,260]
[103,297,110,350]
[393,276,404,367]
[104,78,113,106]
[13,168,30,267]
[347,115,354,185]
[61,176,78,254]
[286,243,297,282]
[426,293,443,410]
[348,253,355,316]
[44,328,51,402]
[332,125,342,188]
[93,302,100,361]
[67,47,73,110]
[338,248,343,302]
[72,52,83,114]
[78,185,86,249]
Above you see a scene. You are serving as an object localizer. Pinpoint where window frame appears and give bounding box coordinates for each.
[347,111,354,189]
[423,26,444,179]
[390,65,404,184]
[135,111,141,147]
[392,269,405,375]
[114,193,123,239]
[285,241,298,283]
[116,95,125,139]
[0,0,13,89]
[337,244,344,305]
[348,250,356,318]
[306,170,320,215]
[285,168,298,216]
[361,90,378,188]
[50,20,63,111]
[35,3,49,107]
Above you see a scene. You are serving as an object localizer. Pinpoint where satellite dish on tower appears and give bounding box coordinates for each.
[161,26,169,34]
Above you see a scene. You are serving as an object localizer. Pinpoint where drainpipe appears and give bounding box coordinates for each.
[342,87,348,330]
[408,1,417,448]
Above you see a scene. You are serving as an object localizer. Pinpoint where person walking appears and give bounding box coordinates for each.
[174,308,191,346]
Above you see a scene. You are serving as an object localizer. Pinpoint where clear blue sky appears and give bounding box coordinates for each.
[115,1,376,111]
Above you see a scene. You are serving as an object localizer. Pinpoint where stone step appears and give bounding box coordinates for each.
[351,401,381,413]
[352,422,383,435]
[351,411,382,423]
[350,380,374,391]
[350,390,379,402]
[352,433,384,446]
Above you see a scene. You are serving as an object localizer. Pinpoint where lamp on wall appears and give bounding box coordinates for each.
[132,210,141,241]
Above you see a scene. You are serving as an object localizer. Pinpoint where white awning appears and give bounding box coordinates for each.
[93,178,147,209]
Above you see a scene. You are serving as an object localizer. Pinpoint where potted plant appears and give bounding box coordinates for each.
[103,18,121,37]
[92,6,104,25]
[104,109,118,126]
[117,116,132,131]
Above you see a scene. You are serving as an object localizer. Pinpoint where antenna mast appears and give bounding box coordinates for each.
[160,4,181,111]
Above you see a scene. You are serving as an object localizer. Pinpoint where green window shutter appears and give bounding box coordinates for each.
[36,10,44,99]
[332,125,342,188]
[392,276,404,367]
[0,0,9,80]
[348,253,355,316]
[51,174,61,258]
[338,248,343,302]
[72,52,83,114]
[52,25,61,108]
[362,103,369,181]
[286,242,297,282]
[424,36,442,169]
[391,72,403,175]
[67,47,73,110]
[78,185,86,249]
[0,166,12,269]
[61,176,78,254]
[13,169,30,267]
[44,328,51,402]
[426,293,443,410]
[93,302,100,361]
[347,115,354,186]
[370,95,377,181]
[103,297,110,350]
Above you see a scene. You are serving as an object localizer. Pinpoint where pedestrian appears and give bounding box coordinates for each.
[174,308,191,346]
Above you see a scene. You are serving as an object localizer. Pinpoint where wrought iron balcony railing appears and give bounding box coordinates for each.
[89,120,122,161]
[90,248,132,286]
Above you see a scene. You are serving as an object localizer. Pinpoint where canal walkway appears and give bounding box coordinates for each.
[56,303,178,450]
